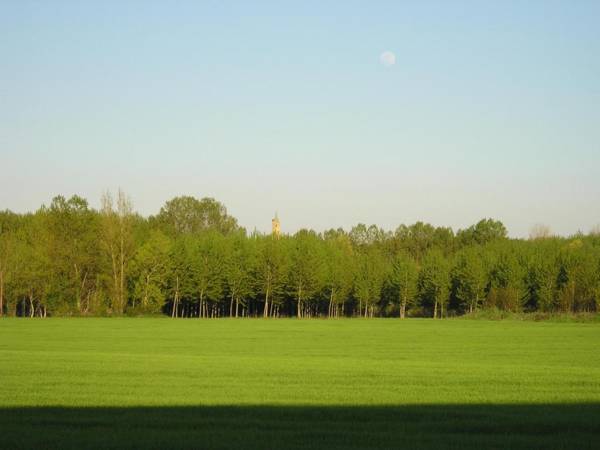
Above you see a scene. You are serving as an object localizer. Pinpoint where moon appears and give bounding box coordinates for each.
[380,51,396,67]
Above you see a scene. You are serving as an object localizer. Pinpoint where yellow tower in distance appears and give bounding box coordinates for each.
[271,212,281,238]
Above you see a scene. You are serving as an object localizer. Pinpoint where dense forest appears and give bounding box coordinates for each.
[0,191,599,318]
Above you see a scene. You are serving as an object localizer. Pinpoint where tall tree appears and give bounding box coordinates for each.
[288,230,324,318]
[323,234,355,318]
[390,252,419,318]
[419,249,450,318]
[191,231,226,317]
[255,235,289,318]
[43,195,100,314]
[100,190,134,314]
[487,247,526,312]
[452,247,487,314]
[223,232,256,317]
[354,247,387,317]
[130,231,173,313]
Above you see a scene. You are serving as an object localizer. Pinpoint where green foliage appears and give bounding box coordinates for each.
[418,249,450,318]
[1,194,599,318]
[155,196,239,235]
[323,233,355,317]
[389,252,418,318]
[130,231,172,313]
[354,247,387,317]
[452,247,487,313]
[288,230,325,318]
[457,218,508,246]
[255,235,289,317]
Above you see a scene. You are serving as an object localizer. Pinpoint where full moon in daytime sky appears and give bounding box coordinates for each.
[380,50,396,67]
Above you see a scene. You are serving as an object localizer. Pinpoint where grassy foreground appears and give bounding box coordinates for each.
[1,318,599,449]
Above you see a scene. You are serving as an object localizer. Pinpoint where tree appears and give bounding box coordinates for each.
[255,235,289,318]
[419,250,450,318]
[130,231,173,313]
[529,224,553,240]
[354,247,387,317]
[167,235,196,318]
[155,196,239,235]
[457,219,507,247]
[452,247,487,314]
[223,232,256,317]
[288,230,324,318]
[9,215,51,317]
[486,247,526,312]
[390,252,419,318]
[100,190,134,314]
[323,234,355,318]
[0,211,20,316]
[190,231,227,317]
[43,195,100,314]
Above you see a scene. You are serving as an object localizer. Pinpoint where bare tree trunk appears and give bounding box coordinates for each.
[142,273,150,309]
[235,297,239,318]
[79,270,88,315]
[229,293,235,317]
[199,291,204,318]
[29,293,34,318]
[263,287,269,318]
[172,276,179,318]
[433,301,438,319]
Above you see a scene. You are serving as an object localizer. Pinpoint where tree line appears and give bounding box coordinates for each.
[0,191,599,318]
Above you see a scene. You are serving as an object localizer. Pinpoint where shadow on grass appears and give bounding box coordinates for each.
[2,403,599,449]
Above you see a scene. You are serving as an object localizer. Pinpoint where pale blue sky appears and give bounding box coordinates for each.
[1,1,599,236]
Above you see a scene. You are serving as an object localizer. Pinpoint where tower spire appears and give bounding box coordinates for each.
[272,212,281,238]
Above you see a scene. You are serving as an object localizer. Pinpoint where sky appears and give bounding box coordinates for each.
[1,1,599,237]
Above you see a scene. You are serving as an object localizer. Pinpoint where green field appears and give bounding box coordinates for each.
[1,318,599,449]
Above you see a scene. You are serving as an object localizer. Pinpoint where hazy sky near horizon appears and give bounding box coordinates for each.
[1,1,599,237]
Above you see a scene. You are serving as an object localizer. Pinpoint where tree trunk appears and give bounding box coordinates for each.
[229,292,235,317]
[143,273,150,309]
[433,301,438,319]
[29,293,34,318]
[172,276,179,318]
[235,297,239,318]
[263,288,269,318]
[199,290,204,318]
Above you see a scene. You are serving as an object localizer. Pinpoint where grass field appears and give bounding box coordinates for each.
[1,318,599,449]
